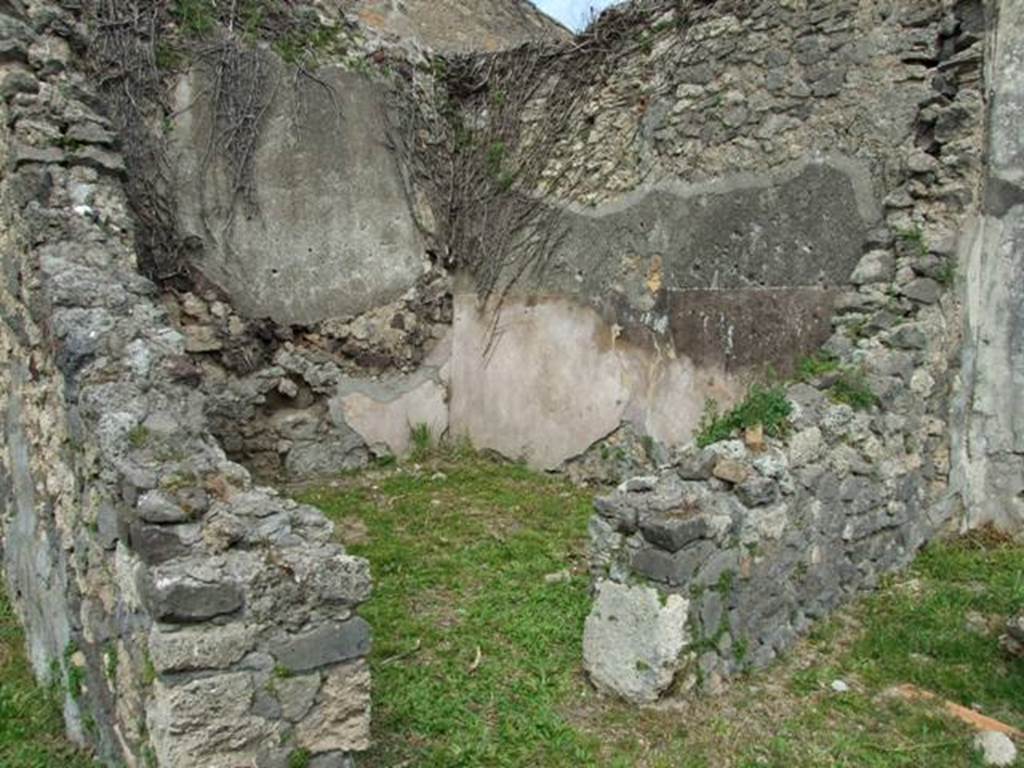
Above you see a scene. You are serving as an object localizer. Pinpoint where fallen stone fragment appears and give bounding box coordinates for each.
[973,731,1018,767]
[582,580,690,704]
[712,457,749,485]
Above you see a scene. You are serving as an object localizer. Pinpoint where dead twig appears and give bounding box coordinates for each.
[380,638,422,667]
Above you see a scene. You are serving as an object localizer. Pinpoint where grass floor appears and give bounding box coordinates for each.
[0,455,1018,767]
[301,455,1024,768]
[0,585,97,767]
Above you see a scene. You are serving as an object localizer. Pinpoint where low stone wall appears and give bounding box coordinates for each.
[584,389,952,701]
[0,2,372,765]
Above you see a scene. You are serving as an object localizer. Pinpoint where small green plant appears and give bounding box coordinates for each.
[288,748,312,768]
[273,664,293,680]
[409,422,432,461]
[896,225,928,257]
[142,651,157,687]
[63,644,85,701]
[104,643,118,681]
[714,570,736,595]
[734,636,749,663]
[496,169,516,191]
[798,352,840,380]
[936,258,957,286]
[829,368,879,410]
[697,386,793,447]
[172,0,218,38]
[485,141,506,174]
[128,425,149,448]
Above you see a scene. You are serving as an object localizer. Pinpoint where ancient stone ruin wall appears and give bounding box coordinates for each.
[0,2,373,765]
[578,0,1011,704]
[1,0,1022,761]
[443,0,986,474]
[153,0,994,489]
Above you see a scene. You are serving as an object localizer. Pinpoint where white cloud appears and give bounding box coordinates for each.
[531,0,623,31]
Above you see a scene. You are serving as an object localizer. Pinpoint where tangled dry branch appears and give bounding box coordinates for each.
[89,0,191,283]
[85,0,346,287]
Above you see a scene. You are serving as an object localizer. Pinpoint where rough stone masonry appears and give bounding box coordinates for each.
[0,0,1022,763]
[582,0,1024,703]
[0,1,373,765]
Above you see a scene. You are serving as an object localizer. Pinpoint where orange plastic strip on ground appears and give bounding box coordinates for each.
[892,684,1023,739]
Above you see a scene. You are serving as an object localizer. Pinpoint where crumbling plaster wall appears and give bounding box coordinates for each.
[0,3,374,766]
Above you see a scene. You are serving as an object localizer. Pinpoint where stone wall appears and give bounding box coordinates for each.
[443,0,986,471]
[0,2,373,765]
[348,0,570,52]
[149,0,993,484]
[953,0,1024,531]
[579,0,1005,703]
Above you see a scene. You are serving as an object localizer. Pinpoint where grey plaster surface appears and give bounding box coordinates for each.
[171,59,426,326]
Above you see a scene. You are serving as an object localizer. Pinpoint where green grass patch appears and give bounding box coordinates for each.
[0,585,98,767]
[300,457,602,766]
[849,538,1024,728]
[697,385,793,447]
[301,458,1023,767]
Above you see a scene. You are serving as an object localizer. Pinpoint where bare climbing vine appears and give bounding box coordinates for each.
[407,0,751,327]
[89,0,189,283]
[85,0,350,286]
[410,1,671,318]
[85,0,729,311]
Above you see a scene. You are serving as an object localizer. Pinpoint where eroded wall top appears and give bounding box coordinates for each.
[348,0,571,51]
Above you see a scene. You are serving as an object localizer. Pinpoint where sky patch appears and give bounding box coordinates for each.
[530,0,623,31]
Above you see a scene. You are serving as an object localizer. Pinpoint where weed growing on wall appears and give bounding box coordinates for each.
[697,385,793,447]
[896,225,929,258]
[797,352,840,380]
[797,353,880,411]
[829,368,879,410]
